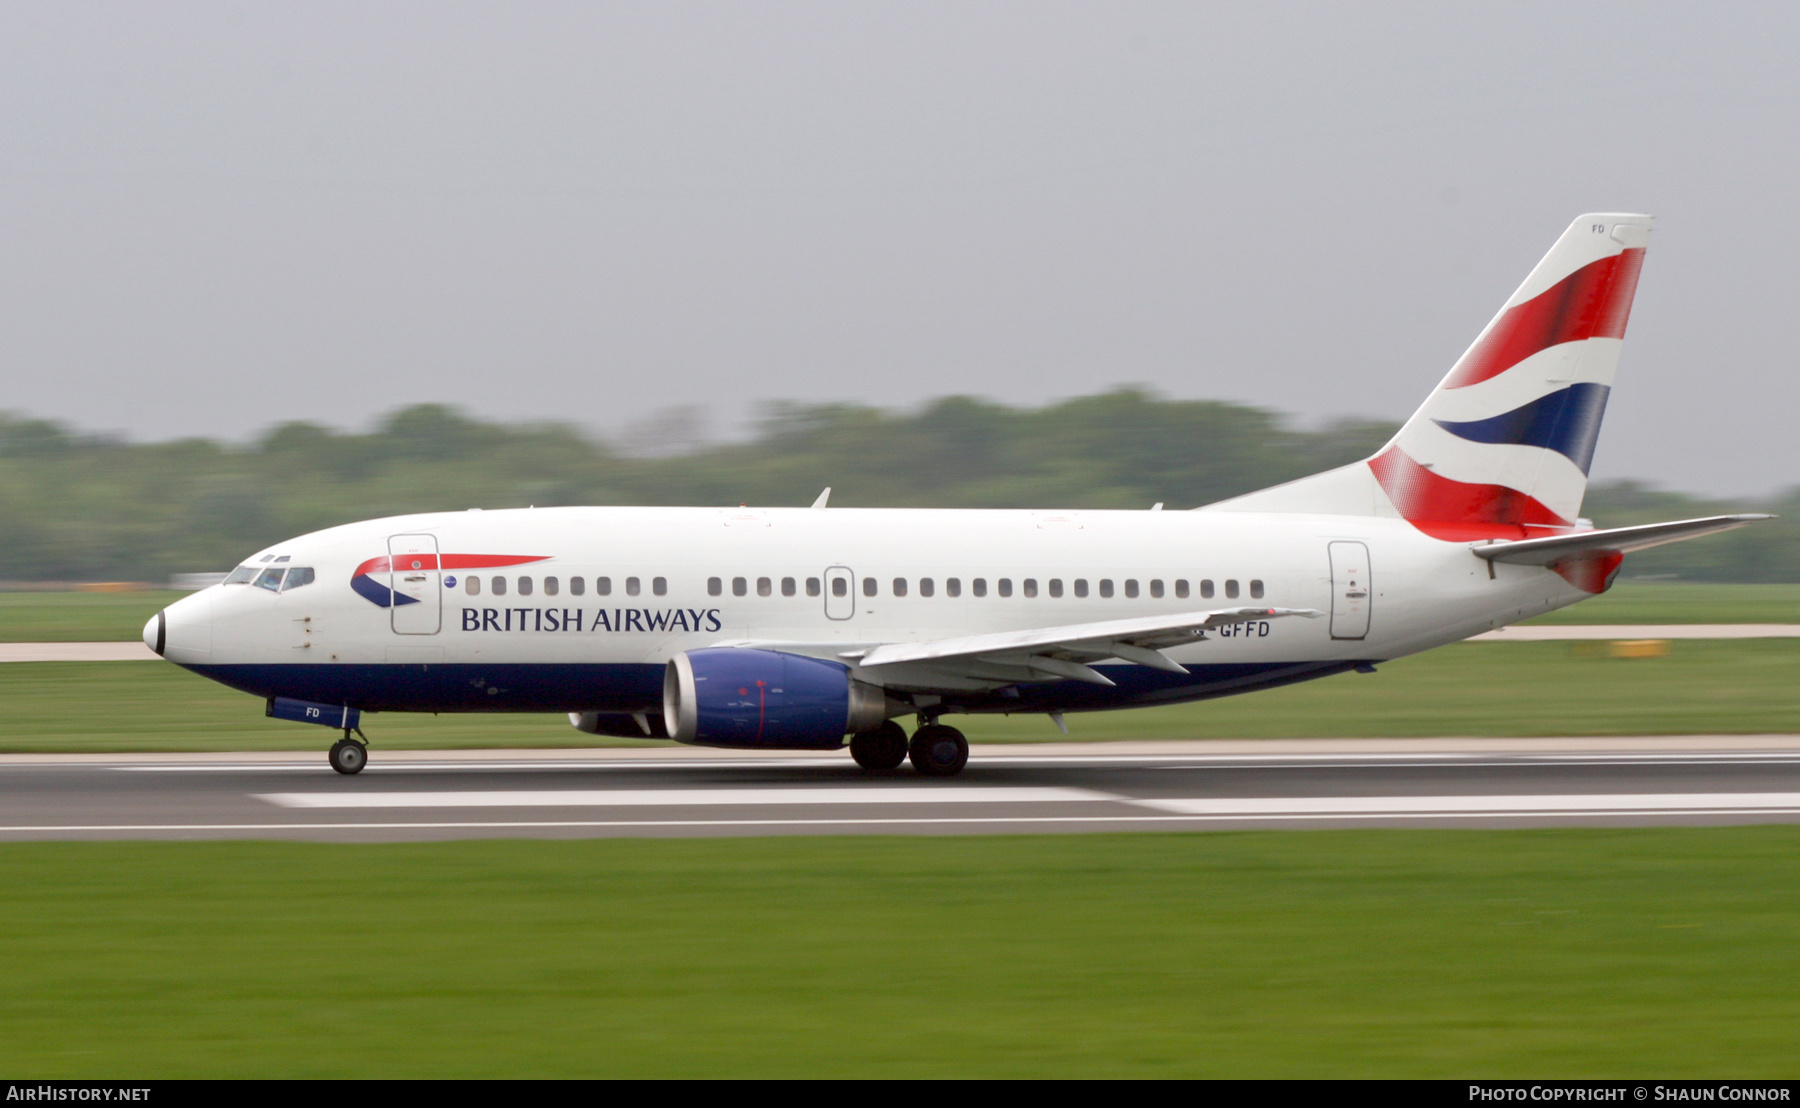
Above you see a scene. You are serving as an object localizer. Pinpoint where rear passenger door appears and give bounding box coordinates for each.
[389,534,442,634]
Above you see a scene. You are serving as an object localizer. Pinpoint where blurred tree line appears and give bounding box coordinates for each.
[0,388,1787,582]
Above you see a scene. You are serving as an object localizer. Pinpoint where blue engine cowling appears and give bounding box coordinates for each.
[662,648,892,749]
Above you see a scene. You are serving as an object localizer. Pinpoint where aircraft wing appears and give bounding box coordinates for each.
[835,607,1324,688]
[1471,514,1773,566]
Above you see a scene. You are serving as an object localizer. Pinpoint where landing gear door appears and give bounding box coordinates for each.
[823,566,855,621]
[1328,540,1371,641]
[388,534,442,635]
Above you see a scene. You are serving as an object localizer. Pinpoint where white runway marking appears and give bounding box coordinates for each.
[257,786,1118,809]
[103,752,1800,777]
[1133,792,1800,815]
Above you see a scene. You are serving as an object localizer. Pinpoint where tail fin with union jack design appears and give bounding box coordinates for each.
[1206,212,1652,542]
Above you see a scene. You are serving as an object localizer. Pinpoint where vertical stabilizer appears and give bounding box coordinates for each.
[1205,212,1652,539]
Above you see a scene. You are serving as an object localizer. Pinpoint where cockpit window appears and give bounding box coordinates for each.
[253,568,284,592]
[281,567,315,591]
[224,566,258,585]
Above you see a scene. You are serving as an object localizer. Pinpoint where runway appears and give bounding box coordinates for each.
[6,740,1800,840]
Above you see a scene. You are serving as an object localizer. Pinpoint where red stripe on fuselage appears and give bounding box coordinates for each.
[1367,446,1571,541]
[351,554,551,578]
[1443,247,1645,389]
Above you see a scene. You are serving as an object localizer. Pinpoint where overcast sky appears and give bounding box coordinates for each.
[0,2,1794,495]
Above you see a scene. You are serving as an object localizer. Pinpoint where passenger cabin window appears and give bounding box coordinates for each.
[708,577,723,596]
[1175,579,1189,599]
[946,578,962,597]
[1124,580,1139,599]
[998,578,1013,598]
[832,577,848,598]
[492,576,507,596]
[807,578,821,597]
[1074,579,1089,598]
[1250,579,1265,599]
[782,577,796,597]
[892,578,907,597]
[972,578,987,597]
[1022,579,1037,598]
[465,576,481,595]
[920,578,934,597]
[1200,579,1215,599]
[571,577,586,596]
[733,577,748,597]
[757,577,772,597]
[626,577,641,596]
[1225,579,1240,599]
[1048,579,1063,598]
[225,566,258,585]
[596,577,612,596]
[518,577,533,596]
[281,567,315,591]
[1099,579,1114,598]
[1150,579,1164,599]
[862,578,877,597]
[544,576,559,596]
[654,577,668,596]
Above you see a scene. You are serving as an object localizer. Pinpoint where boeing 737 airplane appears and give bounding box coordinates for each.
[145,213,1768,775]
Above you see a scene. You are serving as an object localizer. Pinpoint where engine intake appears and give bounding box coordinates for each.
[663,648,892,748]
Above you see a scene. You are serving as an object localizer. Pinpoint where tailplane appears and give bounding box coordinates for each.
[1206,213,1652,540]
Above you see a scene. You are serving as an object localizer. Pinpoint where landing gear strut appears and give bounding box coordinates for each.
[850,721,909,771]
[908,723,969,777]
[329,732,368,775]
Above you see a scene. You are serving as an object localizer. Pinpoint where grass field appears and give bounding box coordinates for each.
[1,581,1798,644]
[1523,582,1800,624]
[0,590,186,642]
[1,829,1795,1077]
[5,637,1799,752]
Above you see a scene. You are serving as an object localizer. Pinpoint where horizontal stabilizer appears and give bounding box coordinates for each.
[1471,514,1773,566]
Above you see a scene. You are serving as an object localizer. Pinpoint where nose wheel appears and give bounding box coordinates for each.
[329,736,368,775]
[908,724,969,777]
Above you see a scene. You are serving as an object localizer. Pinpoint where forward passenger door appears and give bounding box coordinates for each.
[389,533,442,634]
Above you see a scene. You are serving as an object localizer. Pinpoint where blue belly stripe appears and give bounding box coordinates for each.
[179,659,1369,737]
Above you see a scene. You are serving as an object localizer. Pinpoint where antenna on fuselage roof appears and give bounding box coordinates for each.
[811,487,831,509]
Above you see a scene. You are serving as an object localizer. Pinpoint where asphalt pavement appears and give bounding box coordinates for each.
[5,739,1800,840]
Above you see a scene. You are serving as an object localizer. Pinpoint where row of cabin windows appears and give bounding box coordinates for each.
[463,575,666,598]
[704,576,1265,600]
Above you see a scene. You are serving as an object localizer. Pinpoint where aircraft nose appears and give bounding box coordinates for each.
[153,592,215,663]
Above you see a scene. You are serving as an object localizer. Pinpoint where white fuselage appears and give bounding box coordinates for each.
[154,505,1591,724]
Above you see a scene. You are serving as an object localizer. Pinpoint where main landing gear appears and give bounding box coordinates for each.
[850,721,909,771]
[329,732,368,775]
[909,723,969,777]
[851,720,969,776]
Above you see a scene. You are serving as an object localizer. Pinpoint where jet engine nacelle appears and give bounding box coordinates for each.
[663,648,892,749]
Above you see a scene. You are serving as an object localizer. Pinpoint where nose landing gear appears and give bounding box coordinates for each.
[329,730,368,775]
